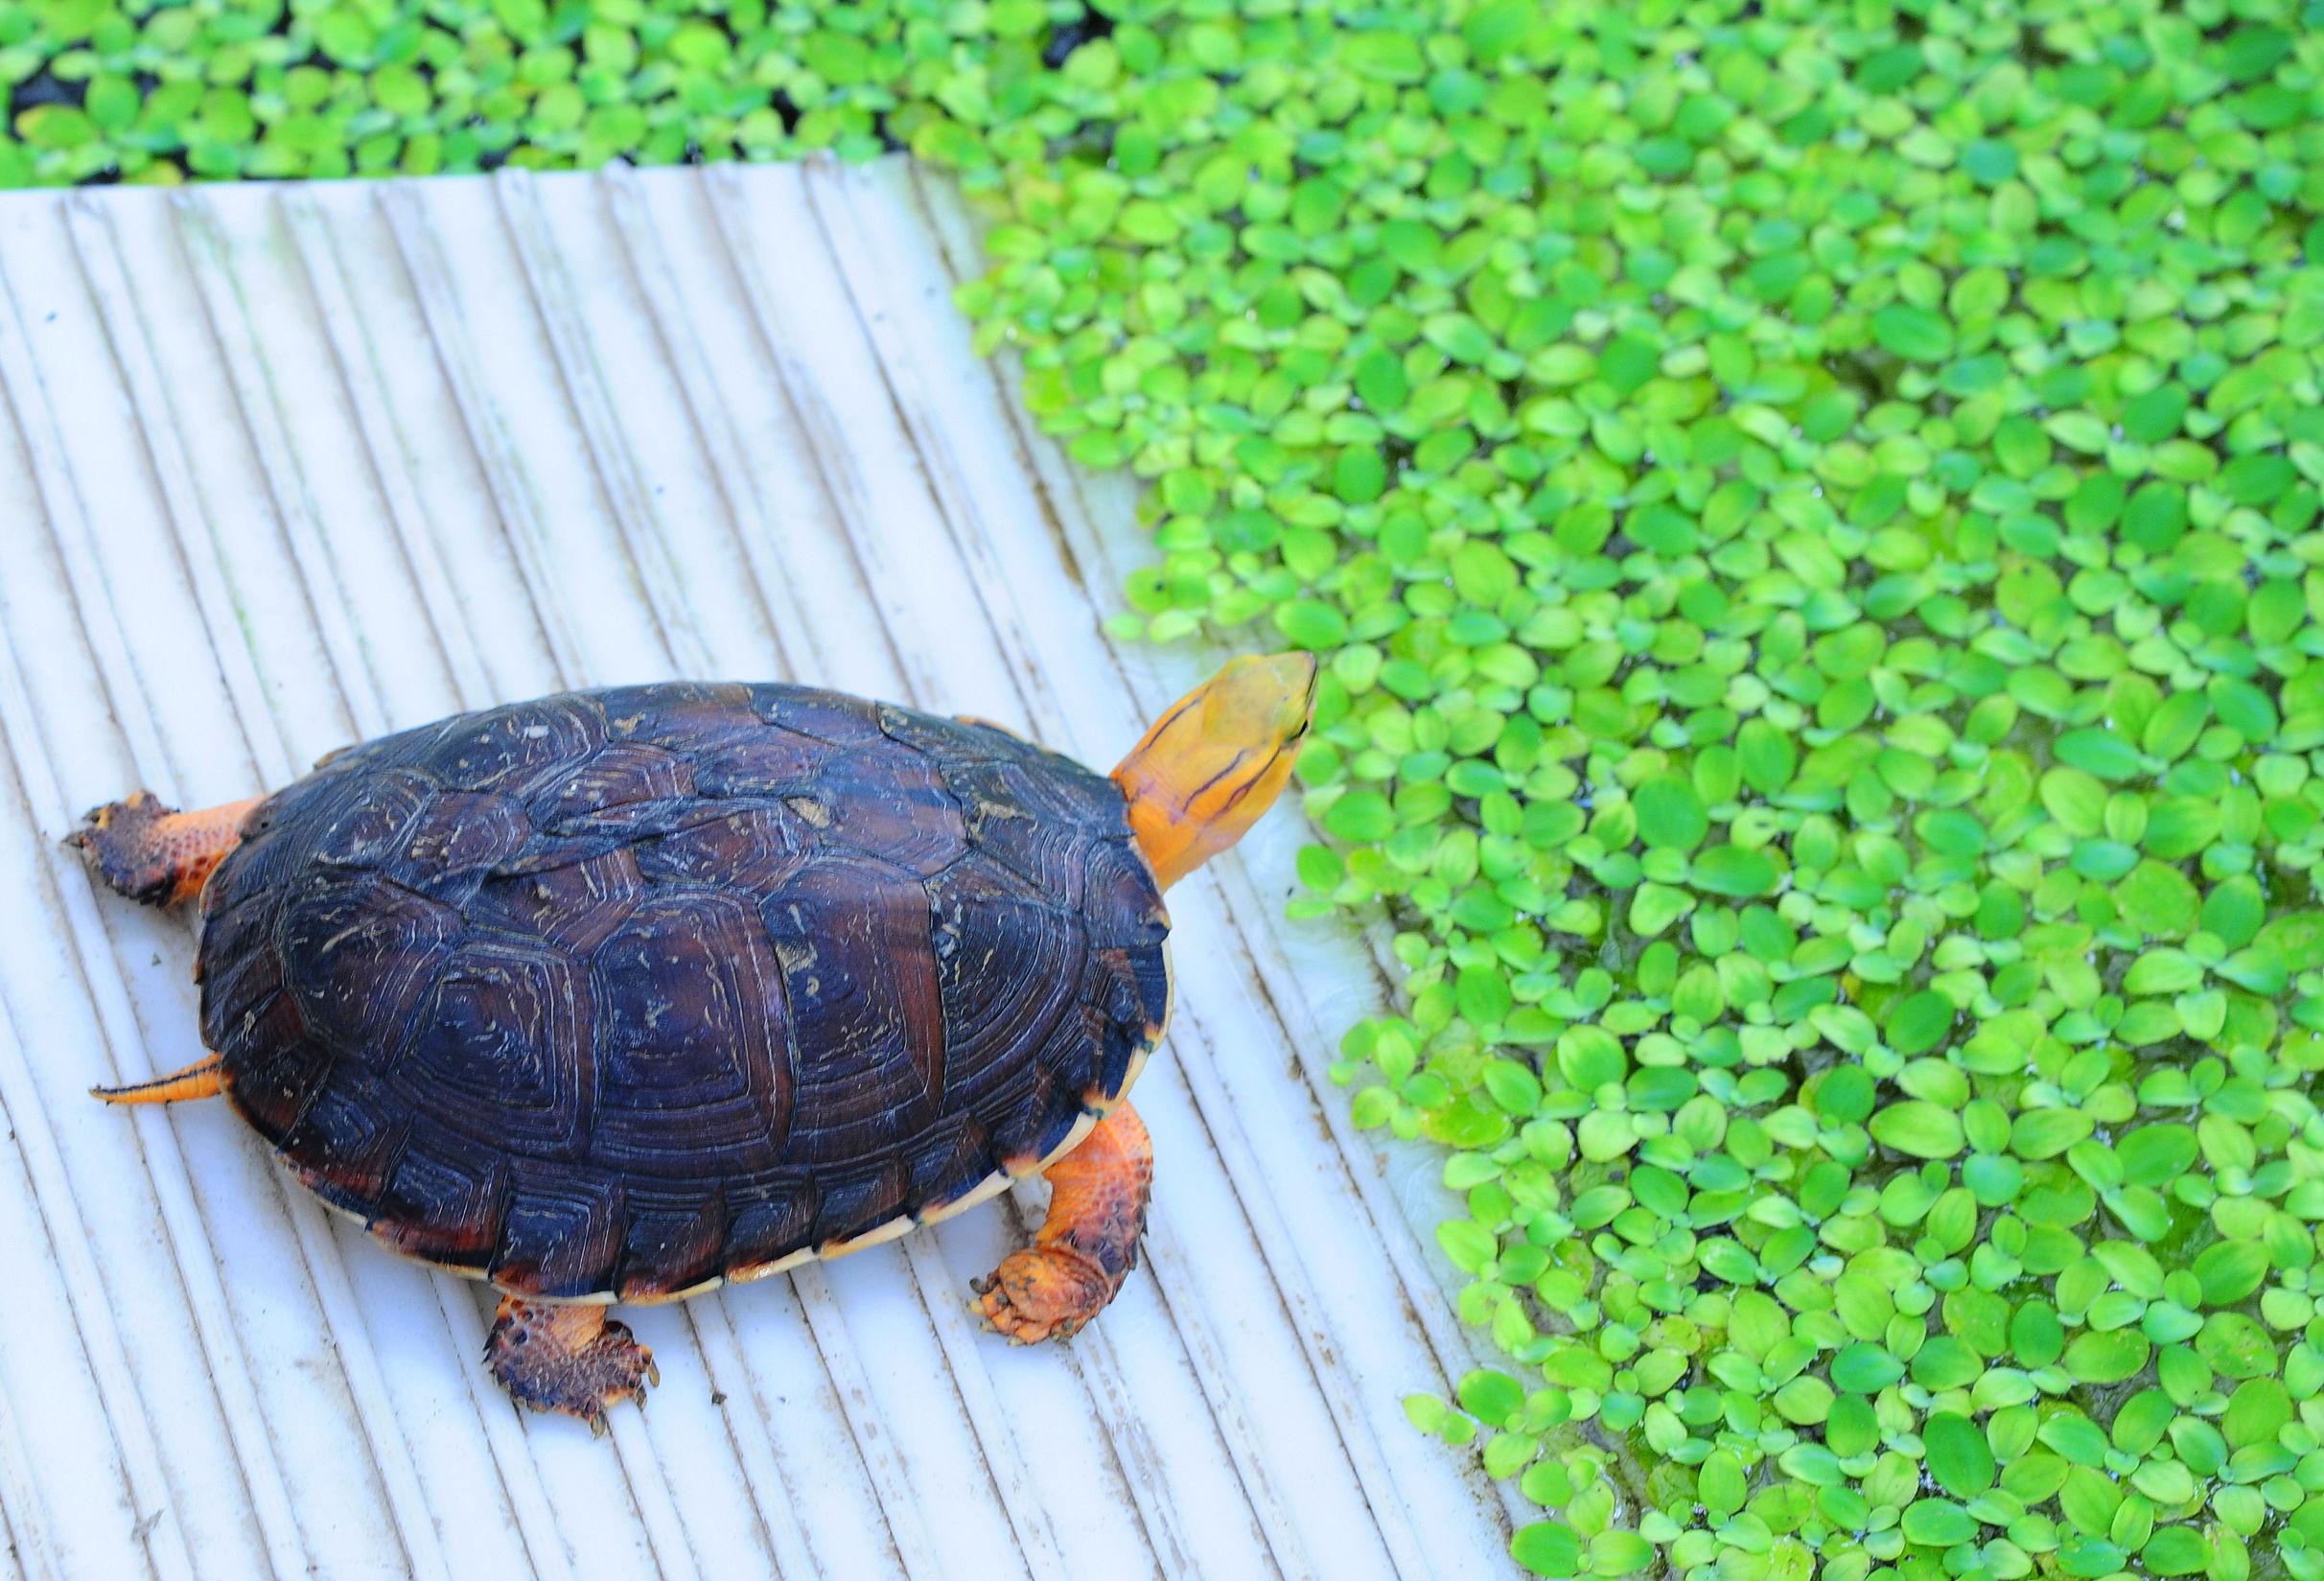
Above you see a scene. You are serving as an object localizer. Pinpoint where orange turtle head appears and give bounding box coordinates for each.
[1111,653,1318,890]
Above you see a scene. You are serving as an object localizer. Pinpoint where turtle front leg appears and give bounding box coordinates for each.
[975,1101,1152,1343]
[68,792,262,907]
[485,1296,659,1433]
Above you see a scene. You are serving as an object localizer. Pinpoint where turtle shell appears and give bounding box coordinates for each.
[198,683,1172,1301]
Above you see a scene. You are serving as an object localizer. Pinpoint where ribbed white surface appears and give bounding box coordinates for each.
[0,159,1512,1581]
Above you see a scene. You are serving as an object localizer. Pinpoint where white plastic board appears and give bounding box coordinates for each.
[0,158,1515,1581]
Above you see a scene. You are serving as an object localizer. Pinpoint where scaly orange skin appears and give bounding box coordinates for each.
[977,1102,1153,1343]
[67,792,261,907]
[485,1297,659,1433]
[95,1053,224,1105]
[1111,655,1315,890]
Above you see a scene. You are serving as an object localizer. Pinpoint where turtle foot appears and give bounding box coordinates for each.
[68,791,258,907]
[486,1297,658,1434]
[975,1102,1150,1345]
[973,1246,1112,1345]
[69,793,183,906]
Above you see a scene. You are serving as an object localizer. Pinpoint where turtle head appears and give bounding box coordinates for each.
[1112,652,1318,890]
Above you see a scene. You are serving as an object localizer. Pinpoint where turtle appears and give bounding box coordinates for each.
[70,654,1316,1430]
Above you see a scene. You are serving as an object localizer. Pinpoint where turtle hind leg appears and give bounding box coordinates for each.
[975,1100,1152,1344]
[94,1052,223,1105]
[485,1297,658,1434]
[67,792,261,907]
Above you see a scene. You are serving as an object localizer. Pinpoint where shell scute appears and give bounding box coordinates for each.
[632,804,811,893]
[812,1161,911,1249]
[926,854,1082,1109]
[964,811,1085,906]
[874,705,1020,766]
[589,892,791,1174]
[598,683,758,753]
[373,1144,505,1270]
[277,1064,412,1217]
[1082,838,1172,950]
[537,794,732,845]
[422,696,602,796]
[983,1061,1091,1175]
[526,744,694,827]
[492,1168,623,1298]
[210,791,341,906]
[899,1114,995,1217]
[813,742,968,875]
[758,853,943,1166]
[758,686,884,747]
[197,889,282,1015]
[395,791,530,900]
[470,847,645,956]
[1086,945,1171,1097]
[310,767,436,870]
[222,993,327,1137]
[203,683,1169,1298]
[401,940,594,1158]
[943,756,1124,835]
[723,1179,818,1278]
[277,874,460,1060]
[689,732,826,798]
[616,1189,727,1301]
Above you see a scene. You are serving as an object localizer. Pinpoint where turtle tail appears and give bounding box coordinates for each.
[94,1053,224,1105]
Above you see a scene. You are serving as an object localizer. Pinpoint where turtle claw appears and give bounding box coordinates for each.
[973,1248,1107,1345]
[486,1297,657,1433]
